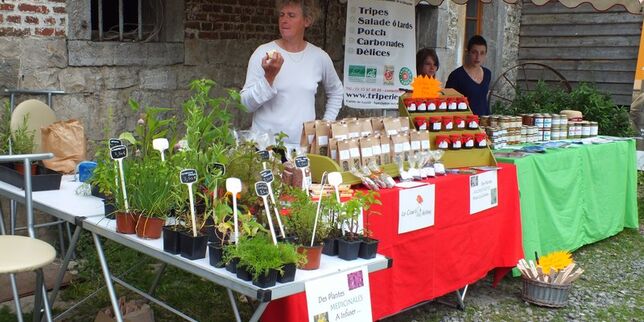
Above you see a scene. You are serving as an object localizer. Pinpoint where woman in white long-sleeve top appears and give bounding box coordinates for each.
[240,0,343,148]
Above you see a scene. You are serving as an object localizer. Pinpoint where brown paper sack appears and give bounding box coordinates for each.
[94,297,155,322]
[41,119,87,174]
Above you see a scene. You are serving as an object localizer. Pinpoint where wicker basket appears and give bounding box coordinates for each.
[521,277,572,308]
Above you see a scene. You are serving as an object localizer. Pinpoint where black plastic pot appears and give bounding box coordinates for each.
[277,263,297,283]
[226,257,240,274]
[178,231,207,260]
[163,226,181,254]
[207,242,225,268]
[358,237,379,259]
[236,265,252,281]
[322,237,339,256]
[337,238,361,261]
[253,269,279,288]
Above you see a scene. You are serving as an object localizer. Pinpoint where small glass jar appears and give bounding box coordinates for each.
[426,99,436,112]
[522,114,534,126]
[414,116,427,130]
[534,114,544,128]
[442,116,454,131]
[435,135,450,150]
[590,122,598,136]
[438,99,448,111]
[582,122,591,137]
[429,117,442,132]
[417,99,427,112]
[480,115,490,127]
[490,116,500,128]
[475,133,488,148]
[567,124,575,138]
[543,114,552,129]
[457,97,469,110]
[467,115,479,129]
[543,129,551,141]
[559,114,568,126]
[404,98,416,112]
[454,115,466,129]
[448,98,458,111]
[462,134,474,149]
[450,134,462,150]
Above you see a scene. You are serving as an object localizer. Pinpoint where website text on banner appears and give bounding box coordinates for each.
[343,0,416,109]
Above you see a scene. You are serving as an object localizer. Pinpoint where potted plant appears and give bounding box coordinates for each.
[10,114,37,175]
[206,192,233,268]
[130,159,176,239]
[320,196,344,256]
[283,187,330,270]
[224,234,283,287]
[277,242,306,283]
[337,191,381,261]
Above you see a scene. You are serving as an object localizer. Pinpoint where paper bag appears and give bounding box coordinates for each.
[94,297,155,322]
[41,119,86,174]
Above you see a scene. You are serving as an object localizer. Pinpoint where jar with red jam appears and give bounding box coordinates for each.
[475,133,488,148]
[414,116,427,130]
[462,134,474,149]
[429,116,442,132]
[454,115,466,129]
[404,98,417,112]
[450,134,462,150]
[427,99,437,112]
[435,135,450,150]
[417,99,427,112]
[447,98,458,111]
[438,99,448,111]
[457,97,469,110]
[466,115,479,129]
[442,116,454,131]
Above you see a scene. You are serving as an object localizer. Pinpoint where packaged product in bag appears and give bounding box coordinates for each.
[419,130,430,151]
[380,135,392,164]
[371,135,383,165]
[383,118,401,136]
[331,122,349,141]
[347,120,361,139]
[371,117,384,132]
[314,120,331,155]
[399,117,411,132]
[337,139,352,171]
[300,121,316,152]
[328,138,338,159]
[359,137,375,166]
[349,139,362,169]
[360,119,373,137]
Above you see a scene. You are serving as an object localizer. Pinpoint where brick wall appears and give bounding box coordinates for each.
[185,0,279,40]
[0,0,66,37]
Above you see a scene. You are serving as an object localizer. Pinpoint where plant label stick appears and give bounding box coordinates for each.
[226,178,242,244]
[110,145,129,212]
[152,138,169,162]
[180,169,198,237]
[260,169,285,238]
[311,172,327,247]
[255,181,278,245]
[294,156,310,191]
[327,172,343,203]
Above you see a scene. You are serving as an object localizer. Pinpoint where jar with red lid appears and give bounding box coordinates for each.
[462,134,475,149]
[475,133,488,148]
[450,134,462,150]
[466,115,479,129]
[454,115,466,129]
[435,135,450,150]
[414,116,427,130]
[429,116,442,132]
[404,98,416,112]
[457,97,469,110]
[442,116,453,131]
[427,99,437,111]
[438,99,447,110]
[417,99,427,112]
[447,98,458,110]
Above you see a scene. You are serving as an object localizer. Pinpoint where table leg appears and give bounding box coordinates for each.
[49,224,82,305]
[147,262,167,296]
[455,284,469,310]
[248,302,269,322]
[92,233,123,322]
[226,288,242,322]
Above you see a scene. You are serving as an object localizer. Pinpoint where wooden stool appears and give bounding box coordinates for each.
[0,235,56,322]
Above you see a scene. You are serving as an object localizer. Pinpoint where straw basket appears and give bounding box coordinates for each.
[521,277,572,308]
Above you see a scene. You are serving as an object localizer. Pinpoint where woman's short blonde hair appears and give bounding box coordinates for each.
[275,0,321,26]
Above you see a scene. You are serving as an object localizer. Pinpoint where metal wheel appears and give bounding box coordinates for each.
[488,62,571,111]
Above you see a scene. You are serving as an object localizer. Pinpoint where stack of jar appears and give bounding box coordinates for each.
[403,97,470,113]
[566,121,599,139]
[520,113,569,141]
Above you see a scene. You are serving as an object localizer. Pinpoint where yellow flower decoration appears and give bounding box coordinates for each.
[411,75,442,98]
[538,250,573,274]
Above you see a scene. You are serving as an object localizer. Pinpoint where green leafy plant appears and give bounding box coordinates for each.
[283,186,330,246]
[11,114,35,154]
[223,234,283,281]
[119,99,178,160]
[493,81,634,137]
[341,190,381,240]
[0,100,11,154]
[128,158,177,219]
[277,242,307,267]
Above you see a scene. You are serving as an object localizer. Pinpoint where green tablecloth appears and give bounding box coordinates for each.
[496,139,639,261]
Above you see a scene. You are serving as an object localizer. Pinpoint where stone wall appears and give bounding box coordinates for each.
[0,0,66,37]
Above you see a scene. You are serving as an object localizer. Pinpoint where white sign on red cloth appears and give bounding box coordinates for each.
[469,171,499,214]
[343,0,416,109]
[398,184,435,234]
[305,266,372,322]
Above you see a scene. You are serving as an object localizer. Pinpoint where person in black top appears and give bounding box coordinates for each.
[416,48,440,78]
[446,35,491,116]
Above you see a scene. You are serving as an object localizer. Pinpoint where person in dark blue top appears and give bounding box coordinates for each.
[446,35,491,116]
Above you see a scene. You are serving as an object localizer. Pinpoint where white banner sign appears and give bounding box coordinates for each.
[343,0,416,109]
[305,266,372,322]
[469,171,499,214]
[398,184,435,234]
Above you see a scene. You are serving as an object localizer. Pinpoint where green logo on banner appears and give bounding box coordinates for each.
[399,67,413,86]
[366,67,377,83]
[349,65,366,82]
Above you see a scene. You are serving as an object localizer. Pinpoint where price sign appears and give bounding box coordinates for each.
[180,169,198,184]
[109,138,122,148]
[257,150,270,161]
[110,145,127,160]
[255,181,270,197]
[209,163,226,176]
[295,156,309,168]
[260,169,274,183]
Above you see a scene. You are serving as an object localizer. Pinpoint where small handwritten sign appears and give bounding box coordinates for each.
[260,169,274,183]
[180,169,198,184]
[257,150,270,161]
[295,156,309,168]
[109,138,122,148]
[255,181,269,197]
[110,145,127,160]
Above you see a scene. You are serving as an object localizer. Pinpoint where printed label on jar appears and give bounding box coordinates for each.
[445,122,453,130]
[432,123,441,131]
[428,103,436,111]
[457,120,465,128]
[465,140,474,148]
[408,103,417,111]
[417,103,426,111]
[438,102,447,110]
[438,141,449,149]
[452,141,461,149]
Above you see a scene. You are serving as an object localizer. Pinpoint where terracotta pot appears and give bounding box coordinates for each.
[135,216,165,239]
[297,245,323,270]
[115,212,138,234]
[14,162,38,176]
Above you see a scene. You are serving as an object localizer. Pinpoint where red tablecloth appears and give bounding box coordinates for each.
[263,163,524,321]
